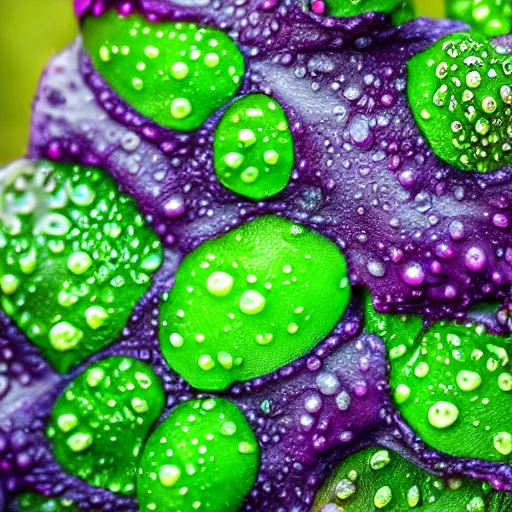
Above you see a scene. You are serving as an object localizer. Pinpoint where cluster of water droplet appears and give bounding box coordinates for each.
[137,398,259,512]
[448,0,512,37]
[214,94,294,199]
[83,10,245,131]
[160,216,350,390]
[0,160,162,372]
[47,357,165,494]
[389,321,512,462]
[409,32,512,172]
[313,446,508,510]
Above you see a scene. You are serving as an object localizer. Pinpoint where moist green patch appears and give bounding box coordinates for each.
[214,94,294,200]
[137,397,259,512]
[408,32,512,173]
[48,357,165,494]
[313,446,502,511]
[159,216,350,390]
[83,10,245,131]
[0,160,162,372]
[448,0,512,37]
[390,322,512,462]
[364,290,424,362]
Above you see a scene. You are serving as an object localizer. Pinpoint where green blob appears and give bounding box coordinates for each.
[408,32,512,173]
[323,0,403,18]
[312,446,502,511]
[364,290,424,361]
[214,94,294,200]
[47,357,165,494]
[0,160,162,372]
[159,216,350,390]
[390,322,512,462]
[16,493,77,512]
[448,0,512,37]
[137,397,259,512]
[82,10,245,131]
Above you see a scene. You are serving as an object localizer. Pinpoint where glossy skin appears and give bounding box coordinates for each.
[408,32,512,173]
[0,161,162,373]
[159,215,350,390]
[312,447,503,510]
[388,322,512,463]
[47,357,165,495]
[137,398,259,512]
[1,1,512,511]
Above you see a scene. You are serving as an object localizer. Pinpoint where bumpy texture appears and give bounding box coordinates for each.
[1,1,512,511]
[0,160,162,372]
[312,446,512,510]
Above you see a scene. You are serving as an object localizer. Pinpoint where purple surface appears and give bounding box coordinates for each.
[1,1,512,510]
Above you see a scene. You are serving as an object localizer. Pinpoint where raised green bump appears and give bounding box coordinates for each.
[82,10,245,131]
[448,0,512,37]
[312,446,501,511]
[47,357,165,494]
[390,322,512,462]
[322,0,403,18]
[137,397,259,512]
[214,94,294,200]
[0,160,162,372]
[408,32,512,173]
[159,216,350,390]
[16,493,78,512]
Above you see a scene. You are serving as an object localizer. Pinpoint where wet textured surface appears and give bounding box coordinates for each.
[12,492,78,511]
[83,10,245,131]
[312,446,506,510]
[159,215,350,390]
[213,94,294,199]
[137,397,259,512]
[1,0,512,510]
[408,31,512,173]
[389,321,512,463]
[47,357,165,495]
[0,160,162,373]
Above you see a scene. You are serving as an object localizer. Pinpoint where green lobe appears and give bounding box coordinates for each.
[159,216,350,390]
[313,446,501,511]
[324,0,402,17]
[408,32,512,173]
[16,493,77,512]
[0,160,162,372]
[448,0,512,37]
[390,322,512,462]
[47,357,165,494]
[137,397,259,512]
[214,94,294,200]
[82,10,245,131]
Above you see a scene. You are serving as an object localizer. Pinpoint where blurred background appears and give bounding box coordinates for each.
[0,0,444,165]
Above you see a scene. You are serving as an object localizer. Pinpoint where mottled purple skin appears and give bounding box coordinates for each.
[2,0,512,510]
